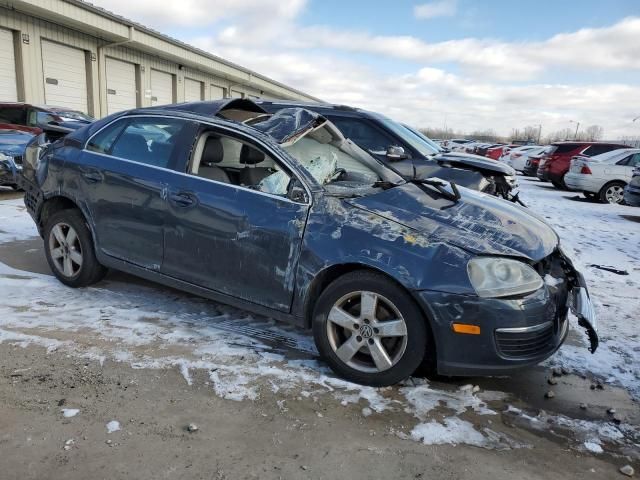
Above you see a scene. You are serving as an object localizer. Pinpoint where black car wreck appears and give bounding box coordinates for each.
[158,99,520,202]
[18,101,598,386]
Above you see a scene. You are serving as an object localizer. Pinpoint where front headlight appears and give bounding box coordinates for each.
[467,257,543,298]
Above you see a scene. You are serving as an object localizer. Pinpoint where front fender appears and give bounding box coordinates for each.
[291,196,475,321]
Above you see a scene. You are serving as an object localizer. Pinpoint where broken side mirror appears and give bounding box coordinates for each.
[287,179,308,203]
[386,145,408,161]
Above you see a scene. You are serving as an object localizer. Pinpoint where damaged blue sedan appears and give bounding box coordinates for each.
[19,100,598,386]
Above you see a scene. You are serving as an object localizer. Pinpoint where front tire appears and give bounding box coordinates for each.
[44,209,107,287]
[312,271,429,387]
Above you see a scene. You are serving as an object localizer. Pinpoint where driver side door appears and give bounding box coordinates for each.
[162,126,311,312]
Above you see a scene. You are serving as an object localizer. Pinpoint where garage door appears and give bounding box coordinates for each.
[0,29,18,101]
[150,69,174,106]
[106,57,137,114]
[230,90,243,99]
[210,85,225,100]
[41,40,88,112]
[184,78,202,102]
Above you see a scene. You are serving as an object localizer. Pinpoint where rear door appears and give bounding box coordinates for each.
[75,116,197,269]
[162,126,310,312]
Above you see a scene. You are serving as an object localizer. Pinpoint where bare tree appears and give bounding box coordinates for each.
[584,125,604,141]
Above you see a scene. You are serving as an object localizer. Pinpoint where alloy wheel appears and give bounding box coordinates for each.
[48,222,83,278]
[326,291,408,373]
[605,185,624,204]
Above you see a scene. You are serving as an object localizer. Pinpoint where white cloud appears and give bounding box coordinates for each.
[92,0,307,27]
[414,0,457,20]
[90,0,640,137]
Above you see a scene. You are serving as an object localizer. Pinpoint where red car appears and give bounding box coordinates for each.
[537,142,628,189]
[487,144,518,161]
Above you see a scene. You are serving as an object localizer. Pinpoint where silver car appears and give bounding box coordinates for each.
[564,148,640,203]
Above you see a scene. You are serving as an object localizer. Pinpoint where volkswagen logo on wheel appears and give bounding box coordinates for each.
[359,324,374,339]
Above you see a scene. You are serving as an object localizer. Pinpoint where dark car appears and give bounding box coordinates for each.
[0,102,94,141]
[623,167,640,207]
[19,101,598,386]
[537,142,628,189]
[252,101,519,200]
[0,129,35,188]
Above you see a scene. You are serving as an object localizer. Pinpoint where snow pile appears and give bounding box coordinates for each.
[106,420,121,433]
[61,408,80,418]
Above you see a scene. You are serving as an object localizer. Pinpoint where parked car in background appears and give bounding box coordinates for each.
[523,148,550,177]
[487,144,518,161]
[501,145,542,168]
[474,143,504,157]
[623,167,640,206]
[0,102,94,141]
[509,146,550,173]
[19,104,598,386]
[565,149,640,204]
[252,101,519,200]
[446,139,474,151]
[0,129,35,189]
[537,142,628,189]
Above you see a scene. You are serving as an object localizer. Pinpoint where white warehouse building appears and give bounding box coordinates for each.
[0,0,319,117]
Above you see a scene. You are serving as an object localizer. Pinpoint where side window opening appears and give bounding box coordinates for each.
[189,131,293,198]
[88,117,192,169]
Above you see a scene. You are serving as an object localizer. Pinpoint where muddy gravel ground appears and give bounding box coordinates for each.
[0,183,638,479]
[0,344,633,480]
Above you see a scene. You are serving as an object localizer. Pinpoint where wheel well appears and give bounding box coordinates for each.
[303,263,438,370]
[39,196,81,231]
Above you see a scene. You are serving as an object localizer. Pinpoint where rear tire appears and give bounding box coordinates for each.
[43,209,107,287]
[312,270,429,387]
[598,181,626,205]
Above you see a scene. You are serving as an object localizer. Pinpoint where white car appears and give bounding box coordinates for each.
[500,145,542,168]
[508,146,549,172]
[564,148,640,204]
[447,139,474,151]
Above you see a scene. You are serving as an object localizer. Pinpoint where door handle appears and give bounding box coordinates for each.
[168,192,195,207]
[81,170,103,183]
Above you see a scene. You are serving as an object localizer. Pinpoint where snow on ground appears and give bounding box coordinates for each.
[0,180,638,453]
[519,178,640,397]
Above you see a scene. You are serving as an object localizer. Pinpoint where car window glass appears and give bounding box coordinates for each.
[628,153,640,167]
[326,116,398,153]
[0,107,27,125]
[87,120,128,154]
[27,110,38,126]
[110,118,190,168]
[189,132,292,198]
[616,155,631,166]
[36,111,58,125]
[584,145,618,157]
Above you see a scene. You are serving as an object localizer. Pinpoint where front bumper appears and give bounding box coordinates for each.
[623,183,640,207]
[415,250,597,376]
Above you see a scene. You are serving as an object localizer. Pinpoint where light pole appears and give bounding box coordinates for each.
[537,124,542,144]
[569,120,580,140]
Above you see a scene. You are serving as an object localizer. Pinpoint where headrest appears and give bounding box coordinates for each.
[240,144,265,165]
[201,137,224,166]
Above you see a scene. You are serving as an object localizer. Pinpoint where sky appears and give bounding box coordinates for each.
[91,0,640,139]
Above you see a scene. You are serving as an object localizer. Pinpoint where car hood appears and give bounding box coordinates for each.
[347,182,558,261]
[435,151,516,175]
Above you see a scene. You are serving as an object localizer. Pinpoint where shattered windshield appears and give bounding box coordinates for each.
[251,108,403,197]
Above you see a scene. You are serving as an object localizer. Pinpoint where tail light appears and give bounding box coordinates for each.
[513,153,522,158]
[580,165,592,174]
